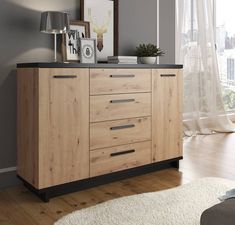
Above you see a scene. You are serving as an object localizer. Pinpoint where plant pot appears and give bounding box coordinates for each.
[139,57,157,64]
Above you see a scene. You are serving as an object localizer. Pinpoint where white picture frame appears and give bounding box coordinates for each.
[80,38,97,64]
[81,0,118,62]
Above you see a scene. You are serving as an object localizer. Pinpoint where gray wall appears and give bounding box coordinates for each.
[119,0,158,55]
[159,0,175,64]
[0,0,175,188]
[119,0,175,64]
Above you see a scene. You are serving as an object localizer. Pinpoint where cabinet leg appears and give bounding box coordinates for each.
[40,192,50,203]
[171,160,179,169]
[23,180,50,202]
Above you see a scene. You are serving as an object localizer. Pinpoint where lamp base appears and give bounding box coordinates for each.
[53,33,57,62]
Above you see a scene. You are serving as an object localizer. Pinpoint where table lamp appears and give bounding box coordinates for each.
[40,11,70,62]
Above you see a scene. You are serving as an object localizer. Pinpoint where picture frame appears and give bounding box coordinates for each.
[81,0,119,62]
[80,38,97,64]
[62,20,90,62]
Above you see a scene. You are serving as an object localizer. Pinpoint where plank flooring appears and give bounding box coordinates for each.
[1,133,235,225]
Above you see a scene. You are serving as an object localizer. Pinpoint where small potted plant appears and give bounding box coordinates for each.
[135,43,165,64]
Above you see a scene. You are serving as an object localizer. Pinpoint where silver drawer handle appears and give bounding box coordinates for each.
[110,74,135,78]
[110,99,135,104]
[53,75,77,79]
[110,124,135,130]
[160,74,176,77]
[110,149,135,157]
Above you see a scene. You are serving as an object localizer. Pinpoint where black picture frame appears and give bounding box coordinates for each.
[80,0,119,62]
[61,20,90,62]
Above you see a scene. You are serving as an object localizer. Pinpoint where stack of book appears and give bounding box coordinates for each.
[108,56,138,64]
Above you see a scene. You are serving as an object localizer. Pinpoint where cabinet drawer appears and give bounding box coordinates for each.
[90,69,151,95]
[90,141,151,177]
[90,93,151,122]
[90,117,151,150]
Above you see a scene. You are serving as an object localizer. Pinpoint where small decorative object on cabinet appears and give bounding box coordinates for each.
[81,0,119,61]
[62,20,90,62]
[135,43,165,64]
[107,56,138,64]
[80,38,97,63]
[40,11,70,62]
[17,62,183,202]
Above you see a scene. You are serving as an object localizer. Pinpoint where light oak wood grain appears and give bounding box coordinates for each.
[90,141,152,177]
[90,117,151,150]
[90,69,151,95]
[90,93,152,122]
[152,69,183,162]
[17,68,90,189]
[17,68,39,187]
[38,68,90,189]
[17,67,183,193]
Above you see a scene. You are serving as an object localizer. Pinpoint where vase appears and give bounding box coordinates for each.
[139,57,157,64]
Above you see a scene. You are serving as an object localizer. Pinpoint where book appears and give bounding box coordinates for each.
[108,56,138,64]
[108,56,137,60]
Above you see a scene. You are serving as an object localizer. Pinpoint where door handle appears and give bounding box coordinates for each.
[53,75,77,79]
[110,124,135,130]
[160,74,176,77]
[110,74,135,78]
[110,149,135,157]
[110,99,135,104]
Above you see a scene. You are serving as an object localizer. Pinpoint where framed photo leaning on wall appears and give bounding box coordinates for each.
[62,20,90,62]
[80,38,97,64]
[81,0,119,62]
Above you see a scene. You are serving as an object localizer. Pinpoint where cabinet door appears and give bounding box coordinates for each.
[38,69,89,189]
[152,69,183,162]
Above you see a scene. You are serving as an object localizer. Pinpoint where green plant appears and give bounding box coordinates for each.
[135,44,165,57]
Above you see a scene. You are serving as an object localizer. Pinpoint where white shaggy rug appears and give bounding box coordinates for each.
[55,177,235,225]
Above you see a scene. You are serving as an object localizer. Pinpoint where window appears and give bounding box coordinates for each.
[180,0,235,113]
[215,0,235,112]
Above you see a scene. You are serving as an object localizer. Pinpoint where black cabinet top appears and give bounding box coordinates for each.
[17,62,183,69]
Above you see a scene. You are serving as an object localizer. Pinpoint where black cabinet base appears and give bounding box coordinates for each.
[18,157,182,202]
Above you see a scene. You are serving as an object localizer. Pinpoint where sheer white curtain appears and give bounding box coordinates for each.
[176,0,235,135]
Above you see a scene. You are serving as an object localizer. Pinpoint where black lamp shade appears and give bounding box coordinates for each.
[40,11,70,34]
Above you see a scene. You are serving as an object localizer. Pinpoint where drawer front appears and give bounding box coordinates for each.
[90,141,152,177]
[90,93,151,122]
[90,69,151,95]
[90,117,151,150]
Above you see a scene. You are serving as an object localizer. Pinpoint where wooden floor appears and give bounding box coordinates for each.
[1,133,235,225]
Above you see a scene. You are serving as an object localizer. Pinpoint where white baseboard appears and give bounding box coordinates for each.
[0,167,17,174]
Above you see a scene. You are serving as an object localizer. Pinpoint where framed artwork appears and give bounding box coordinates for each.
[80,38,97,64]
[81,0,119,62]
[62,20,90,62]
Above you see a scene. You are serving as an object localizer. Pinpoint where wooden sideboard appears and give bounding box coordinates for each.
[17,63,183,201]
